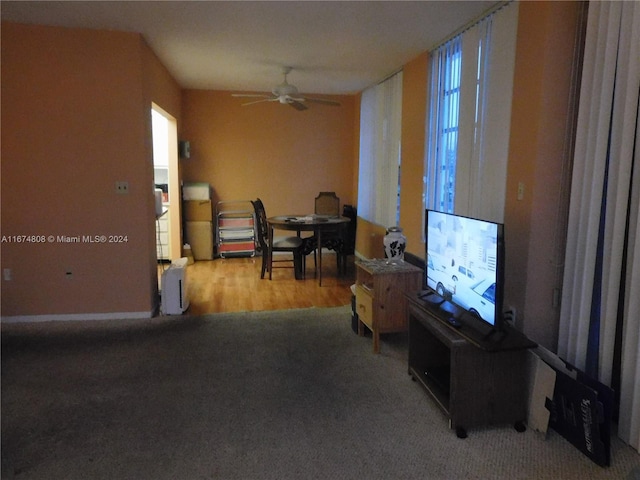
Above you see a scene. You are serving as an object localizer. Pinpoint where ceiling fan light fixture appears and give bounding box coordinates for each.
[231,66,340,110]
[273,82,298,97]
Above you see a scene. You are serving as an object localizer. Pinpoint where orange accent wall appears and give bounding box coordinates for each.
[1,22,182,317]
[180,90,356,218]
[1,2,583,350]
[505,1,584,348]
[354,217,386,260]
[388,3,582,350]
[400,52,429,257]
[354,55,427,261]
[352,93,362,207]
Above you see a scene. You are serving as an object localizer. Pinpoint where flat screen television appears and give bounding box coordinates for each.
[423,209,505,333]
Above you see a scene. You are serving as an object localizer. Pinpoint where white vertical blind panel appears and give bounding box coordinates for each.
[357,72,403,228]
[609,1,640,451]
[455,2,518,223]
[558,1,620,366]
[455,25,479,217]
[558,0,640,451]
[475,2,518,224]
[358,87,376,221]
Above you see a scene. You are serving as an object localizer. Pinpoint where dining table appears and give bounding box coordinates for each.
[267,215,351,286]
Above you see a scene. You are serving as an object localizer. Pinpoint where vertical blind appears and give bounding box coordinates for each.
[558,0,640,451]
[357,71,403,228]
[425,36,461,214]
[425,2,519,224]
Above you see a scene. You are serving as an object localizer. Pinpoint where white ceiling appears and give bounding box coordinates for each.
[1,1,498,95]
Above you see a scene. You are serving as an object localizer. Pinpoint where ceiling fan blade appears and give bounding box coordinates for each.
[288,101,308,111]
[232,68,336,111]
[231,93,272,98]
[303,97,341,106]
[241,98,278,106]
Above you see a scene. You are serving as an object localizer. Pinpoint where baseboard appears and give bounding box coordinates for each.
[1,310,154,323]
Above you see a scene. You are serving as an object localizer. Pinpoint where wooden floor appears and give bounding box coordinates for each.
[160,253,355,315]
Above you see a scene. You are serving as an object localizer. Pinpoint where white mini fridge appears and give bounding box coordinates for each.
[161,257,190,315]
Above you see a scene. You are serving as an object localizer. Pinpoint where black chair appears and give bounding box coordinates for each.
[301,195,356,275]
[309,204,356,275]
[336,204,357,273]
[252,198,304,279]
[301,192,339,274]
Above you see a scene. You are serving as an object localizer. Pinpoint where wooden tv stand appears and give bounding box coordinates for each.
[406,294,536,438]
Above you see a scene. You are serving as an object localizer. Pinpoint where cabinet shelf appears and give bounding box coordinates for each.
[407,294,535,437]
[216,201,256,258]
[410,365,450,413]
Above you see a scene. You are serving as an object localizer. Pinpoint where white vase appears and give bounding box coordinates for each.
[383,226,407,264]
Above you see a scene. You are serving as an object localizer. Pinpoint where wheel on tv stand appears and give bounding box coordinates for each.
[455,426,468,439]
[514,421,526,433]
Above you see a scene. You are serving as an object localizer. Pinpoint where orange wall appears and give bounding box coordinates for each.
[400,52,429,257]
[354,54,428,261]
[180,90,356,218]
[1,2,583,351]
[352,94,362,209]
[381,2,581,350]
[1,22,182,317]
[505,1,583,348]
[354,2,582,350]
[354,217,386,260]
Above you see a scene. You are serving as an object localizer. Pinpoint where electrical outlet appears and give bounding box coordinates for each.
[115,181,129,194]
[3,268,11,281]
[504,307,516,325]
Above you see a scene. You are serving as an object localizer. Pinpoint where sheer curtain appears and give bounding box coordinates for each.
[456,2,518,224]
[425,2,518,224]
[358,71,403,228]
[558,1,640,451]
[425,36,461,214]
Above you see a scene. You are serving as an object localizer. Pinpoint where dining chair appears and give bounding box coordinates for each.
[302,192,343,274]
[336,204,357,273]
[251,198,304,279]
[315,191,340,216]
[307,204,357,275]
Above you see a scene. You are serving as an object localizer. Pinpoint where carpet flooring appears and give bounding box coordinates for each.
[2,306,639,479]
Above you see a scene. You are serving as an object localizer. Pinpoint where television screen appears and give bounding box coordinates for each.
[425,210,504,328]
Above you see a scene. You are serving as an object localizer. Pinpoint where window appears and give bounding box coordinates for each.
[425,37,461,214]
[424,2,519,224]
[357,71,403,228]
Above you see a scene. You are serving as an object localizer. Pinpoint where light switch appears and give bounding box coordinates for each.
[517,182,525,201]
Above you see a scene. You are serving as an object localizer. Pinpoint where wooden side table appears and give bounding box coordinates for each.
[354,259,422,353]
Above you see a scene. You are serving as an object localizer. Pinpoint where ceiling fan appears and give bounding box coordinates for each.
[231,67,340,111]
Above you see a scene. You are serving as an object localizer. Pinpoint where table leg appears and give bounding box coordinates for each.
[373,329,380,354]
[268,224,273,280]
[317,227,322,286]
